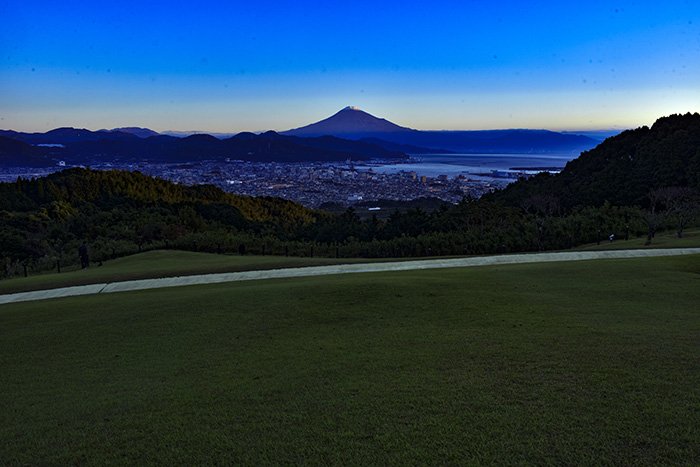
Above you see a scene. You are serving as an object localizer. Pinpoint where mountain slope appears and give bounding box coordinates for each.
[379,129,598,153]
[1,127,140,145]
[284,107,598,153]
[8,131,406,164]
[0,168,317,225]
[285,106,414,136]
[358,137,453,154]
[489,112,700,208]
[102,127,161,138]
[0,136,54,167]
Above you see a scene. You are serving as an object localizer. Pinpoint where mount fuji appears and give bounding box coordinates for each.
[284,106,415,136]
[284,107,599,154]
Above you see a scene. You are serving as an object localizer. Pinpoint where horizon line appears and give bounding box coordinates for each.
[1,124,633,135]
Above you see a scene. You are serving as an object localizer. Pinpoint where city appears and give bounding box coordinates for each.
[0,159,512,209]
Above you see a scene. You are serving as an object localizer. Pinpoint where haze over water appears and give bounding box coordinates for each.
[359,153,574,179]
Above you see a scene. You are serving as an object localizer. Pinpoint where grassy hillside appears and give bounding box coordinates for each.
[575,228,700,251]
[2,229,697,295]
[1,255,699,464]
[0,250,381,295]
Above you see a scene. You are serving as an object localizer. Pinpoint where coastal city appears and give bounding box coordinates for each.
[0,160,517,208]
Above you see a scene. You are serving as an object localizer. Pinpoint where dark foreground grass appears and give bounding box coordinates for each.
[0,250,379,295]
[1,255,699,465]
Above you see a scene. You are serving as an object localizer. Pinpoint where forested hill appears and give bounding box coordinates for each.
[489,113,700,209]
[0,136,54,167]
[0,168,318,225]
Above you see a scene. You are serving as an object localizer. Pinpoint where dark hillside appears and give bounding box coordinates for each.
[0,168,316,224]
[489,113,700,208]
[0,128,405,164]
[0,136,54,167]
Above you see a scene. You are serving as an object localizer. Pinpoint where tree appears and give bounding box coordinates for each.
[521,194,560,251]
[656,187,700,238]
[48,224,73,267]
[644,188,666,245]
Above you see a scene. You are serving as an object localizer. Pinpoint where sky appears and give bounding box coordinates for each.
[1,0,699,133]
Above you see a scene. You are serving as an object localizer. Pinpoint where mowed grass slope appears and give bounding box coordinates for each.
[1,255,699,464]
[0,250,378,295]
[576,228,700,251]
[3,228,698,296]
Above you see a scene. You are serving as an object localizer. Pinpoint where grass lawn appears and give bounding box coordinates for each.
[576,228,700,251]
[1,254,699,464]
[4,228,696,297]
[0,250,382,295]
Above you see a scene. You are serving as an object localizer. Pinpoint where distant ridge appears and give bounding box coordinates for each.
[0,127,139,144]
[0,106,603,165]
[0,128,406,166]
[101,127,161,138]
[285,107,599,153]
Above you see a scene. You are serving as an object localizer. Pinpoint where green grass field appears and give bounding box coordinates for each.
[3,228,697,297]
[0,250,381,295]
[1,254,699,464]
[576,228,700,251]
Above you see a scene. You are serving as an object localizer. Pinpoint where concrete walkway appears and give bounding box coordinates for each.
[1,248,699,306]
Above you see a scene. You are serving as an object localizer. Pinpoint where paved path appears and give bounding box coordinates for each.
[1,248,699,306]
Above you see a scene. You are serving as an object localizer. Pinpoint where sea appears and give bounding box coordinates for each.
[356,153,575,181]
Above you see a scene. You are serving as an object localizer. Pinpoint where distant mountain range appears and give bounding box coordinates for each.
[283,107,600,153]
[0,127,140,145]
[0,130,405,167]
[100,127,161,138]
[561,130,623,141]
[1,107,606,167]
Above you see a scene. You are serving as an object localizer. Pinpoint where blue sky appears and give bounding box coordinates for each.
[1,0,699,132]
